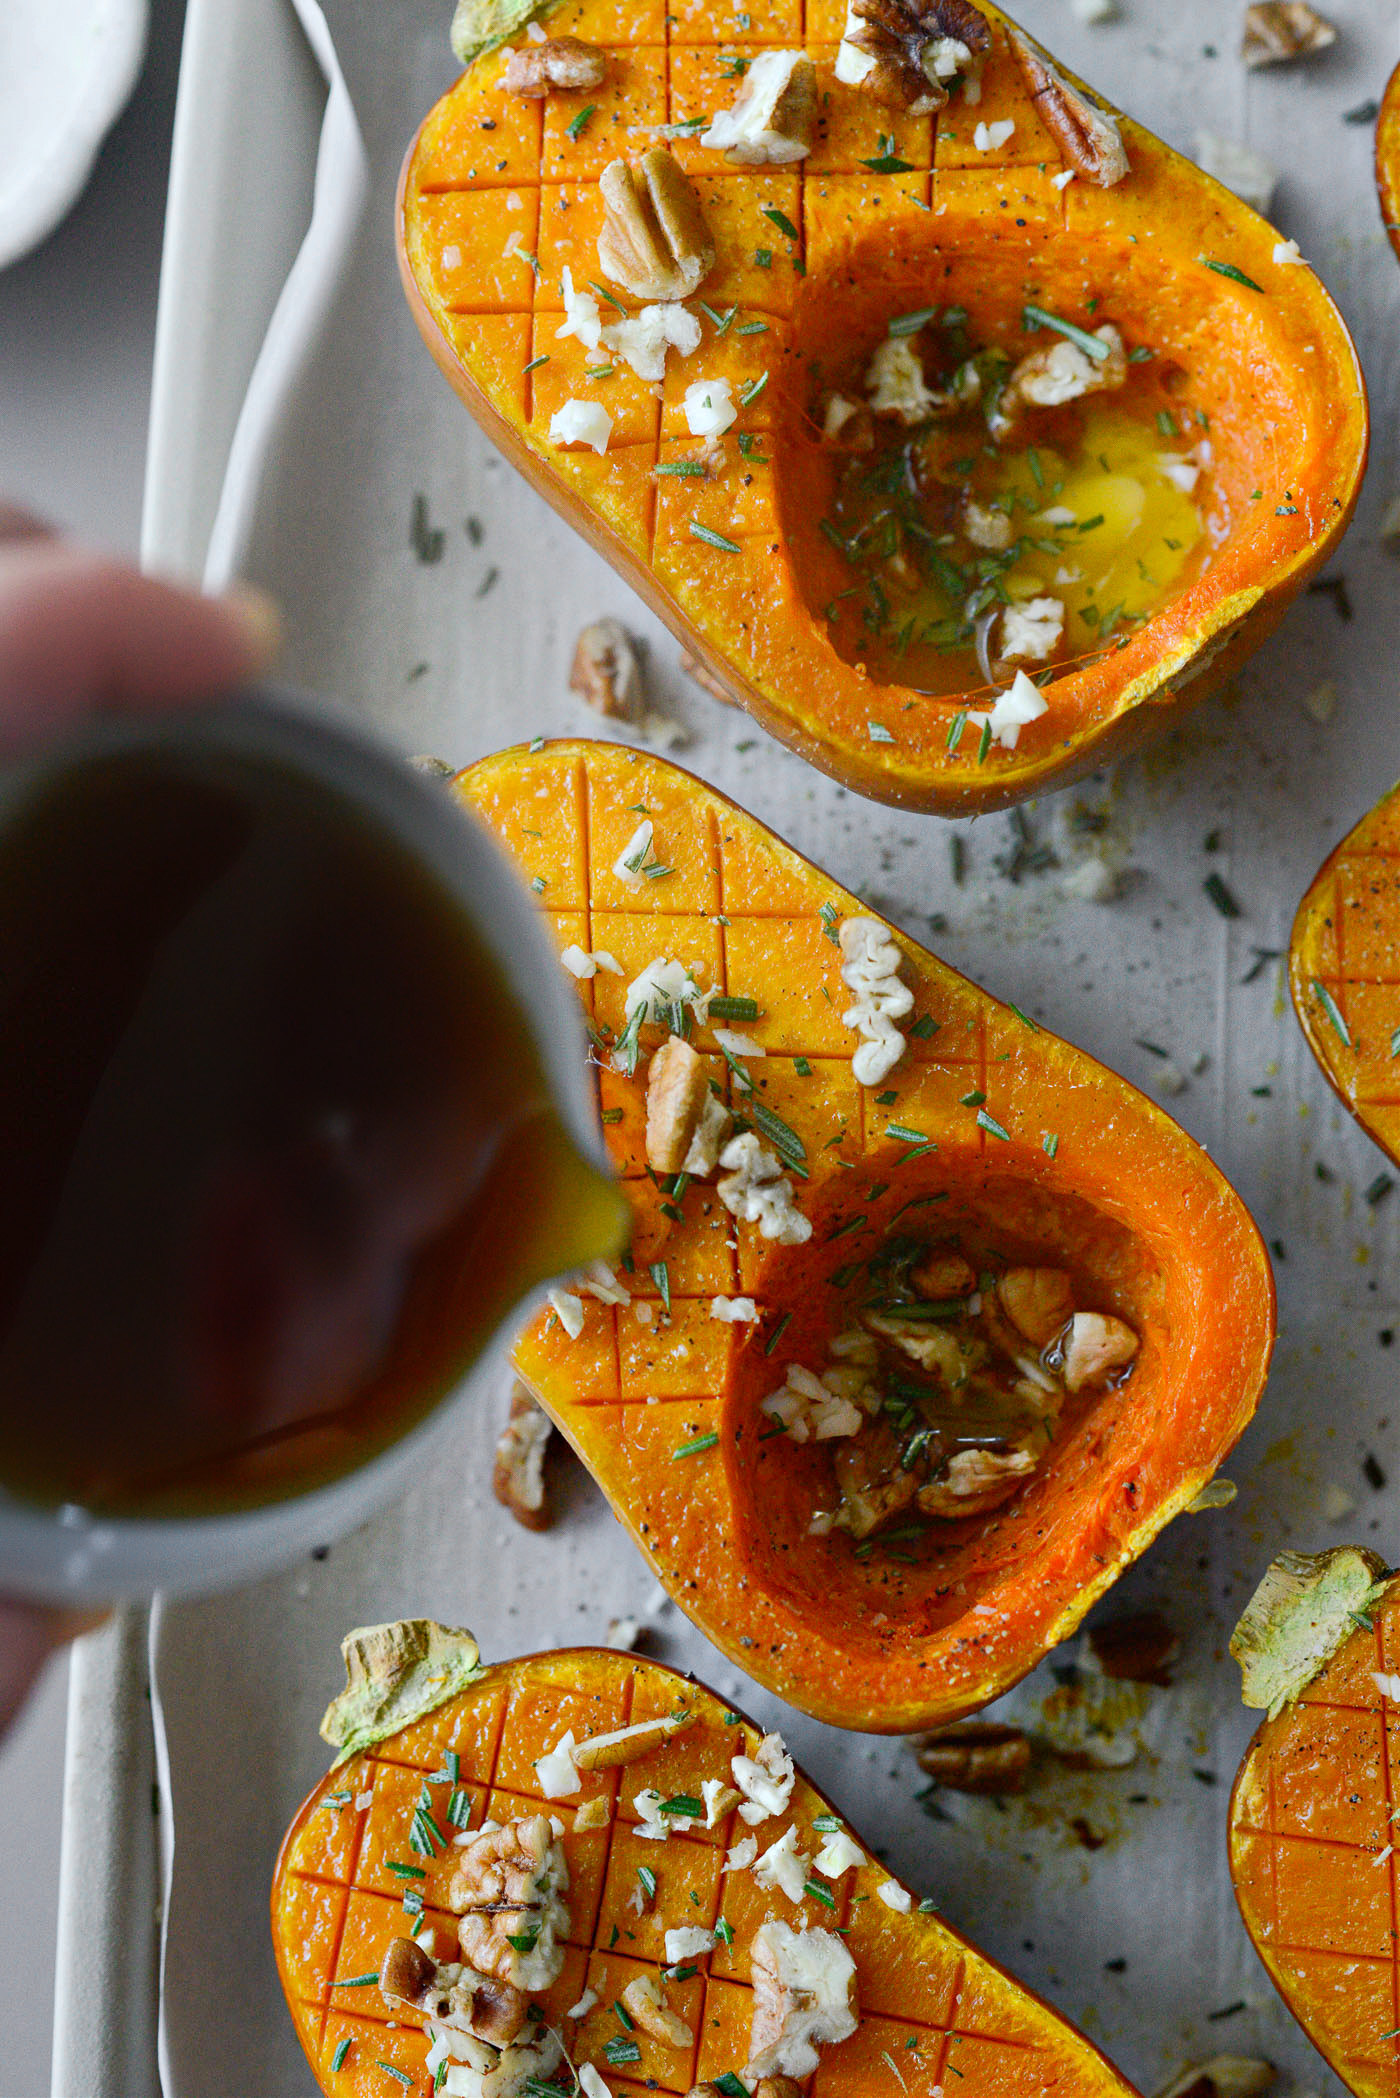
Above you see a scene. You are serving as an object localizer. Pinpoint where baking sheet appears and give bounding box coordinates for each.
[131,0,1400,2091]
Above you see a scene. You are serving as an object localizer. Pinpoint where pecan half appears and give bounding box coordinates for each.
[1241,2,1336,66]
[492,1379,552,1531]
[598,149,714,301]
[569,616,645,721]
[917,1721,1031,1793]
[843,0,991,116]
[504,36,608,97]
[1008,28,1130,187]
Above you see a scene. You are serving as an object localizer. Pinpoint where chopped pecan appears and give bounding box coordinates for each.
[916,1445,1038,1518]
[574,1794,612,1832]
[1087,1609,1180,1686]
[621,1972,693,2049]
[598,149,714,301]
[679,648,736,706]
[504,36,608,97]
[701,50,817,164]
[842,0,991,115]
[1241,2,1336,66]
[916,1721,1032,1793]
[910,1250,977,1300]
[380,1935,529,2048]
[492,1379,553,1530]
[1059,1309,1139,1392]
[1008,28,1130,186]
[449,1814,570,1993]
[646,1035,732,1175]
[570,616,646,721]
[997,1267,1075,1349]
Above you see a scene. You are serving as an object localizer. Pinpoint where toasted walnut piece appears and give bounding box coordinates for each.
[380,1936,529,2049]
[450,1814,570,1993]
[570,616,646,721]
[747,1921,859,2081]
[1242,2,1335,65]
[997,1267,1075,1349]
[916,1721,1032,1793]
[843,0,991,115]
[1007,27,1129,185]
[572,1707,696,1770]
[492,1380,553,1530]
[647,1036,712,1175]
[1155,2061,1276,2098]
[1059,1310,1138,1392]
[916,1446,1038,1519]
[598,149,714,301]
[622,1972,694,2049]
[679,648,736,706]
[574,1794,612,1832]
[1087,1610,1180,1686]
[504,35,609,96]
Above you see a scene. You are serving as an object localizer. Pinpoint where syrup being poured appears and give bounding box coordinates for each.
[0,744,620,1517]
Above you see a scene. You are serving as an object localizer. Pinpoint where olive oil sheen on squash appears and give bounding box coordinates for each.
[0,745,617,1518]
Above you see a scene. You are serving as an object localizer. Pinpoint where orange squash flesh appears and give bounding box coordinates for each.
[273,1642,1143,2097]
[1289,782,1400,1174]
[1379,62,1400,266]
[1229,1571,1400,2098]
[397,3,1367,815]
[456,739,1275,1732]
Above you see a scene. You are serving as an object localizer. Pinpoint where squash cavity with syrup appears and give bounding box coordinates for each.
[273,1619,1144,2098]
[455,739,1275,1731]
[398,0,1366,812]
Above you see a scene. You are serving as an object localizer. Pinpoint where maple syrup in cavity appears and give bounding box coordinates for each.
[0,746,617,1517]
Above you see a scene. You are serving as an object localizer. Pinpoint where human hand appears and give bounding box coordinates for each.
[0,508,279,1737]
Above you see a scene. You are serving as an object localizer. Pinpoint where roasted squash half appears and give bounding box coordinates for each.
[1379,63,1400,265]
[398,1,1366,814]
[273,1622,1142,2097]
[1228,1547,1400,2098]
[456,739,1275,1732]
[1289,783,1400,1174]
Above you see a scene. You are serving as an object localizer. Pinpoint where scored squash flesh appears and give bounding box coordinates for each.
[1289,782,1400,1174]
[457,739,1275,1732]
[397,0,1367,813]
[1378,62,1400,266]
[273,1634,1144,2097]
[1229,1549,1400,2098]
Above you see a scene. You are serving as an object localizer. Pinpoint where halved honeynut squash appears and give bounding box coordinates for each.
[273,1619,1144,2096]
[457,739,1275,1732]
[398,0,1366,812]
[1228,1547,1400,2098]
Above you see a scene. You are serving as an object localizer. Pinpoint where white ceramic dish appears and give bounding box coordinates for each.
[0,0,149,272]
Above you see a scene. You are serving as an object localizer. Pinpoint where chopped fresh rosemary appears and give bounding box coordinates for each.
[690,521,743,553]
[804,1878,838,1907]
[765,1310,792,1355]
[376,2064,413,2089]
[655,459,708,477]
[976,1108,1011,1141]
[710,995,759,1021]
[650,1259,671,1315]
[522,353,549,374]
[1042,1131,1059,1159]
[604,2038,643,2067]
[330,2037,351,2073]
[751,1100,806,1161]
[1312,981,1351,1045]
[1199,257,1264,292]
[1203,872,1242,919]
[762,205,800,241]
[740,372,770,407]
[674,1432,720,1459]
[566,104,596,140]
[337,1971,380,1988]
[1021,303,1111,361]
[889,306,936,337]
[637,1863,657,1900]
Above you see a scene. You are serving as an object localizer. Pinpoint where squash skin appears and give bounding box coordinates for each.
[457,739,1276,1733]
[1379,62,1400,266]
[396,4,1368,816]
[1228,1572,1400,2098]
[1289,784,1400,1175]
[272,1642,1144,2098]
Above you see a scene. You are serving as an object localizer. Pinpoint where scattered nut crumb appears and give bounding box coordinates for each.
[1242,2,1337,67]
[915,1721,1031,1793]
[504,35,608,97]
[492,1380,553,1530]
[570,617,646,721]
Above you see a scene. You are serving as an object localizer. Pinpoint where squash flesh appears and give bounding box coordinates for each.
[1229,1565,1400,2098]
[1289,783,1400,1175]
[398,4,1367,812]
[457,740,1276,1731]
[272,1643,1143,2097]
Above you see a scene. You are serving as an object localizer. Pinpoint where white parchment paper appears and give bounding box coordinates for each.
[150,2,1400,2093]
